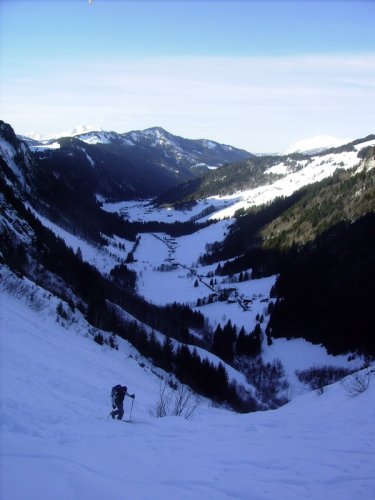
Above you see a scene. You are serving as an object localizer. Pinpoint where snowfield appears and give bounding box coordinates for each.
[102,198,235,224]
[1,283,374,500]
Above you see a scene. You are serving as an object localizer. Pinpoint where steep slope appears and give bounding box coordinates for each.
[1,285,374,500]
[268,213,375,355]
[261,149,375,249]
[0,121,42,195]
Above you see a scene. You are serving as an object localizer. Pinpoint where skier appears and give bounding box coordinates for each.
[110,384,135,420]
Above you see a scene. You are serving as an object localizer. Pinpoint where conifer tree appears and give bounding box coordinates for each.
[161,336,174,372]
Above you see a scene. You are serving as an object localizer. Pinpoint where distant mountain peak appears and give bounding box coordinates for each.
[143,126,169,135]
[284,135,352,155]
[24,124,102,142]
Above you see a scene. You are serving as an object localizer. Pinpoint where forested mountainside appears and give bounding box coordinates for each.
[261,151,375,249]
[157,135,375,205]
[203,151,375,261]
[200,149,375,355]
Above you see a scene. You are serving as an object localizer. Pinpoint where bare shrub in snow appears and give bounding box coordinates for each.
[236,357,289,409]
[295,365,353,391]
[27,291,45,312]
[342,369,374,396]
[2,272,29,298]
[172,384,200,419]
[150,379,200,419]
[1,271,45,311]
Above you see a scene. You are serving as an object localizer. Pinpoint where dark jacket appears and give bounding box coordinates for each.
[111,385,127,406]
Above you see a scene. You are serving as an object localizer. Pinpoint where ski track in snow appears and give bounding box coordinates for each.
[1,289,374,500]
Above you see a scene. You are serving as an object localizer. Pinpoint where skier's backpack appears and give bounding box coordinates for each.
[111,384,122,405]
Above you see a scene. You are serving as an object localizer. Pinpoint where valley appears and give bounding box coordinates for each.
[1,120,374,499]
[2,1,374,498]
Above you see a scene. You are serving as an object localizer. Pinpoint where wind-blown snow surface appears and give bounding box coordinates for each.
[1,285,374,500]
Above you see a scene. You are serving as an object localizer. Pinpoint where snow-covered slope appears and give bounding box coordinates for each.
[1,278,374,500]
[285,135,352,155]
[207,138,375,220]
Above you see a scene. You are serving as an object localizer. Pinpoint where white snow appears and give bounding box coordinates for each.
[285,135,352,155]
[121,138,135,147]
[264,161,291,176]
[85,152,95,166]
[78,132,114,145]
[24,125,102,142]
[29,142,61,152]
[194,275,277,331]
[1,275,374,500]
[262,338,364,396]
[203,140,217,150]
[354,138,375,151]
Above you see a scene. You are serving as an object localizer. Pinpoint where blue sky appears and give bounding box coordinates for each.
[1,0,374,151]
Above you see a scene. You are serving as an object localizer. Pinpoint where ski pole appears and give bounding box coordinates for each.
[129,396,135,421]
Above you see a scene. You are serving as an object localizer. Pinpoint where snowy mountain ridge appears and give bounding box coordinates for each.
[20,126,253,173]
[15,124,254,198]
[284,135,353,155]
[23,124,103,142]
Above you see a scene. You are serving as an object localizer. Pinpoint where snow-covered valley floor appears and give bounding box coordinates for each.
[1,288,374,500]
